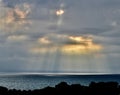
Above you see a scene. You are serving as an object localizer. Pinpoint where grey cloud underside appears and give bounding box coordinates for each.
[57,27,114,36]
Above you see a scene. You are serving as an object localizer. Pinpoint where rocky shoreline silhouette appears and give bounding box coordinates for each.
[0,81,120,95]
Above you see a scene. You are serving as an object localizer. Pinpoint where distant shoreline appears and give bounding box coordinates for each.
[0,72,119,76]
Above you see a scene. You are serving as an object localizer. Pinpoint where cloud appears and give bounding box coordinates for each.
[30,33,102,55]
[0,1,31,32]
[7,35,29,42]
[111,21,118,27]
[57,27,113,36]
[92,35,120,45]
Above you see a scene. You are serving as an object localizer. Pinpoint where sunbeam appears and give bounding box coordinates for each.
[55,2,65,27]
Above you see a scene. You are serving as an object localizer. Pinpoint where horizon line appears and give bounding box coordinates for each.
[0,72,119,76]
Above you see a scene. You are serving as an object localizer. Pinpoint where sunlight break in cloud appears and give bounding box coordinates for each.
[30,34,102,55]
[56,9,64,16]
[0,2,31,32]
[55,2,65,27]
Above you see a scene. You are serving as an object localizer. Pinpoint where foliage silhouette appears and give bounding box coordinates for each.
[0,81,120,95]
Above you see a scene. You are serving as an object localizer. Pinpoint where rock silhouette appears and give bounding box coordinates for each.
[0,81,120,95]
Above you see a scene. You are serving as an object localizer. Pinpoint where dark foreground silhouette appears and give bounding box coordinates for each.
[0,81,120,95]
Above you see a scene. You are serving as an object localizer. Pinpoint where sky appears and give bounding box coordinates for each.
[0,0,120,74]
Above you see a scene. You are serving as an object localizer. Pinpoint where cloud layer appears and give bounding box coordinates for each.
[0,0,120,73]
[30,34,102,55]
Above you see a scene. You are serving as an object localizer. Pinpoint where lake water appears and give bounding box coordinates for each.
[0,74,120,90]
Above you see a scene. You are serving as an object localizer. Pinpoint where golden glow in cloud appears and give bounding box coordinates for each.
[0,3,31,32]
[56,9,64,16]
[30,34,102,55]
[69,36,92,44]
[38,37,51,45]
[62,44,101,55]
